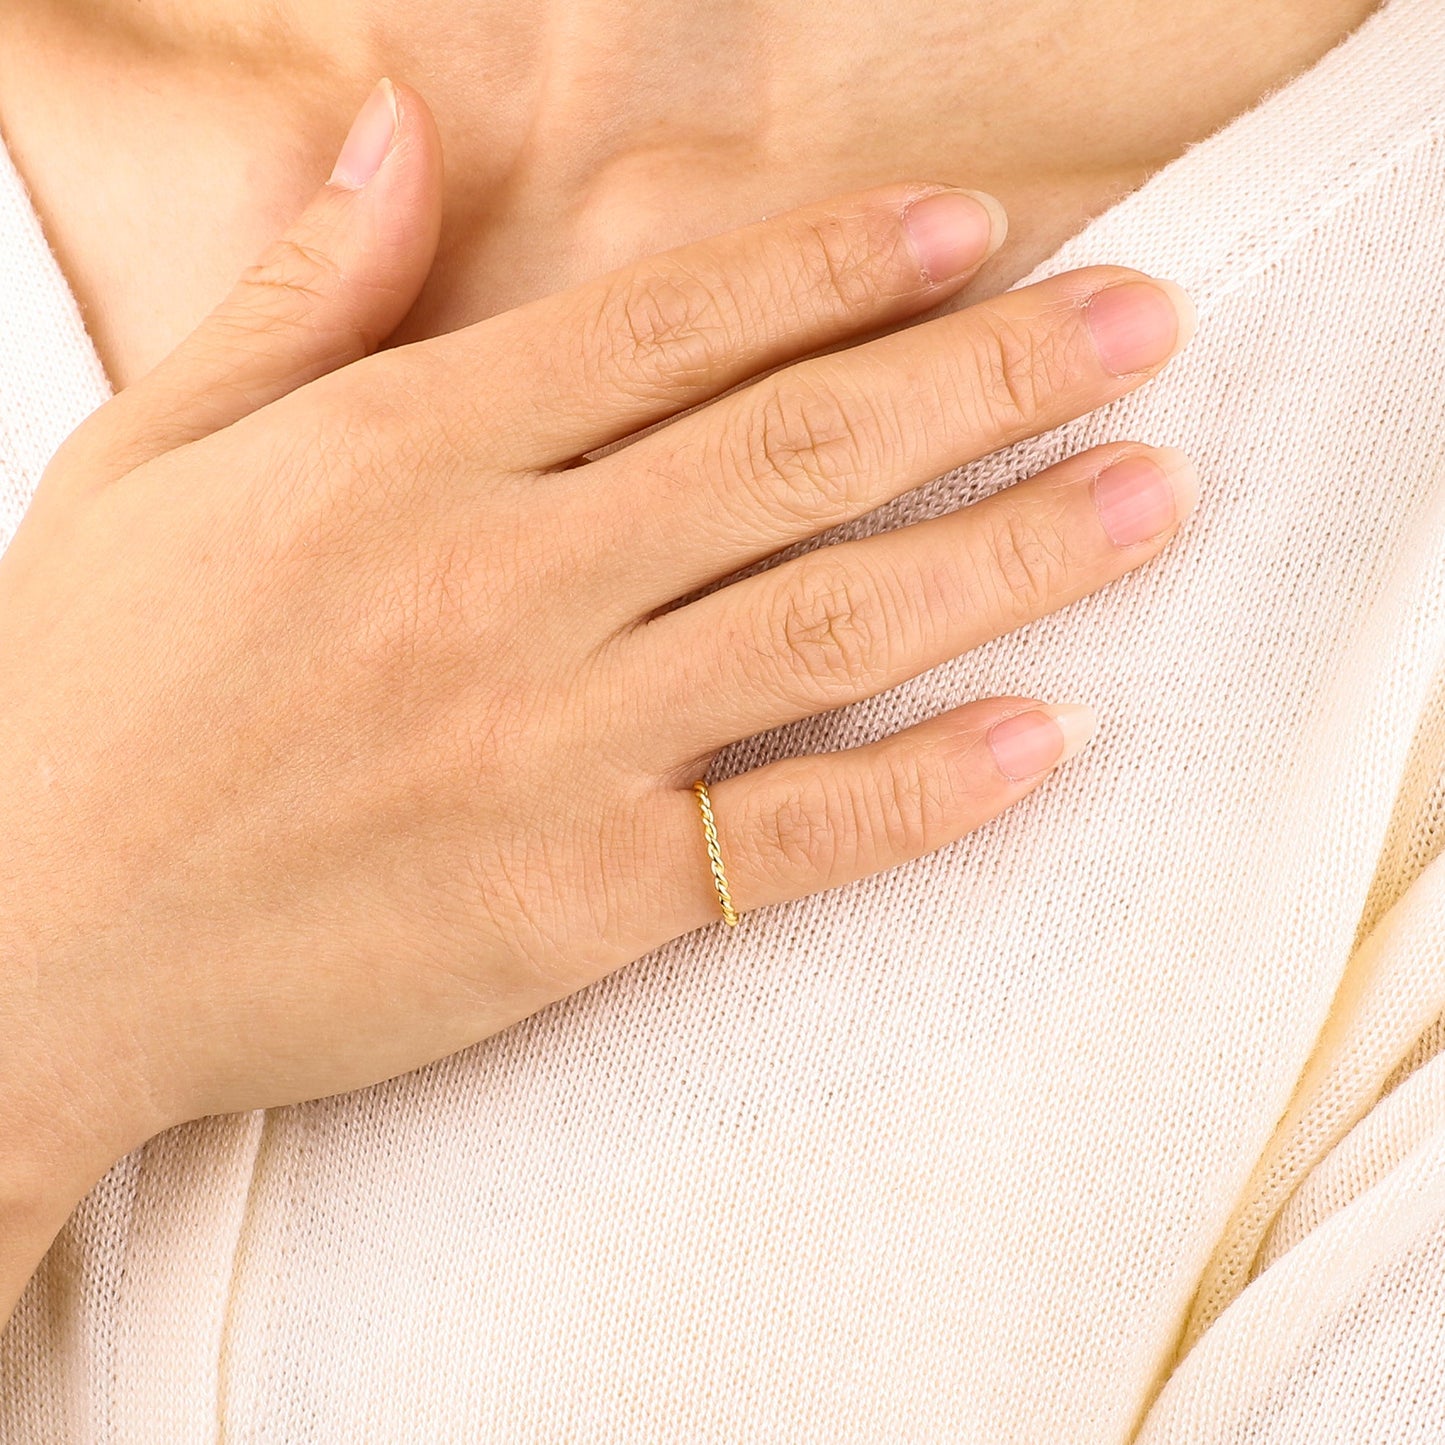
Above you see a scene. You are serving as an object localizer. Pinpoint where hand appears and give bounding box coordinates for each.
[0,79,1196,1187]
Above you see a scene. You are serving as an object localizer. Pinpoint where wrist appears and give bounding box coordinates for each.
[0,1116,109,1300]
[0,1067,141,1333]
[0,809,175,1154]
[0,911,164,1212]
[0,930,160,1332]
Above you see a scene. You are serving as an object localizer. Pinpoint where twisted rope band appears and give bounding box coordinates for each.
[691,779,741,927]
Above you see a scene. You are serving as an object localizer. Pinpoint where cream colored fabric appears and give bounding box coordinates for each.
[3,0,1445,1438]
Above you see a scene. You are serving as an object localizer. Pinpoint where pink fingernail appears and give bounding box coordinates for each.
[1093,451,1197,547]
[328,78,398,190]
[902,189,1007,283]
[988,703,1097,781]
[1084,279,1195,375]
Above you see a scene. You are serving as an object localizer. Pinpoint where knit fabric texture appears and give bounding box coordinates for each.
[3,0,1445,1438]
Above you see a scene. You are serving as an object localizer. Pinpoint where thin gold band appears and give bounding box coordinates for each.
[691,779,741,927]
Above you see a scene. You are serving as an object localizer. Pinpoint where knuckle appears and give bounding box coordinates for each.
[764,783,842,878]
[978,502,1075,622]
[863,746,952,860]
[372,350,513,475]
[772,554,892,701]
[792,207,908,316]
[319,362,472,491]
[258,384,375,517]
[234,236,344,315]
[316,389,414,501]
[737,372,884,524]
[595,262,733,395]
[967,310,1086,437]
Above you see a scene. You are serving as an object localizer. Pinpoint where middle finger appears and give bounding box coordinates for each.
[584,264,1195,617]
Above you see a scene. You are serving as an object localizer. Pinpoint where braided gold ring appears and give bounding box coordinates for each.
[691,779,741,927]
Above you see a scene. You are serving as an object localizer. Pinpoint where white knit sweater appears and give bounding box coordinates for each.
[4,1,1445,1439]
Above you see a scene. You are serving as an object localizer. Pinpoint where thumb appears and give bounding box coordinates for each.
[69,76,444,479]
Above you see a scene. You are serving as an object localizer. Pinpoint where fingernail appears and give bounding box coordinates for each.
[903,188,1008,284]
[988,703,1098,781]
[1092,447,1199,547]
[1084,278,1197,375]
[328,78,399,190]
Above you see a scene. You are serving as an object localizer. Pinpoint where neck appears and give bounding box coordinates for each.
[25,0,1384,209]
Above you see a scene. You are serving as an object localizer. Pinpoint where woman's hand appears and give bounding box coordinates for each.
[0,79,1196,1251]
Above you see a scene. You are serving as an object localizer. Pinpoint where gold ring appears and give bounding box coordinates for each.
[691,779,741,927]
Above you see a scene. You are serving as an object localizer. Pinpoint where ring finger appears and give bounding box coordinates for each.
[645,692,1099,936]
[627,440,1198,762]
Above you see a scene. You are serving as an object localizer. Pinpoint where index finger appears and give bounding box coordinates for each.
[391,182,1007,470]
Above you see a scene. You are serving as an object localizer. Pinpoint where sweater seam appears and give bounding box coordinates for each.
[1189,110,1445,322]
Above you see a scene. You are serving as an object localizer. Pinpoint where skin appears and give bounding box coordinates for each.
[0,0,1383,1337]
